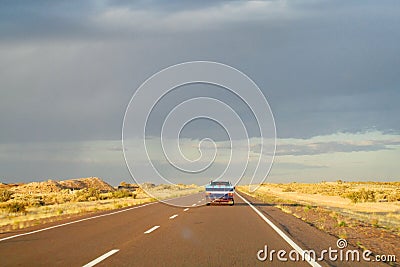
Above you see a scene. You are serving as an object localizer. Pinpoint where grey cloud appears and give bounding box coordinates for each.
[276,139,400,156]
[0,1,398,142]
[0,1,303,42]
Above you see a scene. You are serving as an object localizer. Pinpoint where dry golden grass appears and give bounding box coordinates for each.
[0,183,202,232]
[239,182,400,231]
[0,197,153,230]
[238,183,400,261]
[263,181,400,203]
[0,190,152,231]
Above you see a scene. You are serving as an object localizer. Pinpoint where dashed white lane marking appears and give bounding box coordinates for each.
[197,200,201,203]
[184,208,189,212]
[0,202,156,242]
[144,225,160,234]
[82,249,119,267]
[191,203,196,206]
[169,214,178,219]
[236,193,321,267]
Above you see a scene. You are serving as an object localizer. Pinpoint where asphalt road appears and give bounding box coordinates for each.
[0,192,388,267]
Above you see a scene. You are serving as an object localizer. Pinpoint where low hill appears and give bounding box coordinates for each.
[0,182,22,190]
[59,177,115,192]
[8,177,115,194]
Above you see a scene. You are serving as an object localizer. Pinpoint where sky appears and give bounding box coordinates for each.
[0,0,399,186]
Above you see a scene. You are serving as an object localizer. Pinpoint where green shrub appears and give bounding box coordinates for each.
[26,197,45,207]
[0,189,13,202]
[5,201,27,214]
[112,190,133,199]
[88,188,100,199]
[387,192,400,202]
[345,188,376,203]
[99,192,112,200]
[282,186,295,192]
[74,188,100,202]
[304,204,313,212]
[114,203,123,209]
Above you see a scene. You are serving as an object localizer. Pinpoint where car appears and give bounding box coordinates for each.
[205,181,235,206]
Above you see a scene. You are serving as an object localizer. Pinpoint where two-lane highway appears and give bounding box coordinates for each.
[106,193,310,267]
[0,193,386,266]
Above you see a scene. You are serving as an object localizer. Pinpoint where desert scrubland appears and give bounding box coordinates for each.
[0,177,201,233]
[238,181,400,262]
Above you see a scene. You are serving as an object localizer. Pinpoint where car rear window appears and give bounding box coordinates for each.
[206,187,233,192]
[210,181,230,186]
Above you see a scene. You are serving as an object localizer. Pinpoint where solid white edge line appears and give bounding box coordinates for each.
[82,249,119,267]
[144,225,160,234]
[0,202,156,242]
[236,193,321,267]
[183,208,189,212]
[169,214,178,219]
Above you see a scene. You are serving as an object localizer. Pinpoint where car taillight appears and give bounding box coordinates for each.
[228,193,233,196]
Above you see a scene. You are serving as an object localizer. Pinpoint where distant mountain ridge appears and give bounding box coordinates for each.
[2,177,115,193]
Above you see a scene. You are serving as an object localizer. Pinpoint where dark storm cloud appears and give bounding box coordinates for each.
[1,0,398,142]
[1,1,400,183]
[0,1,98,42]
